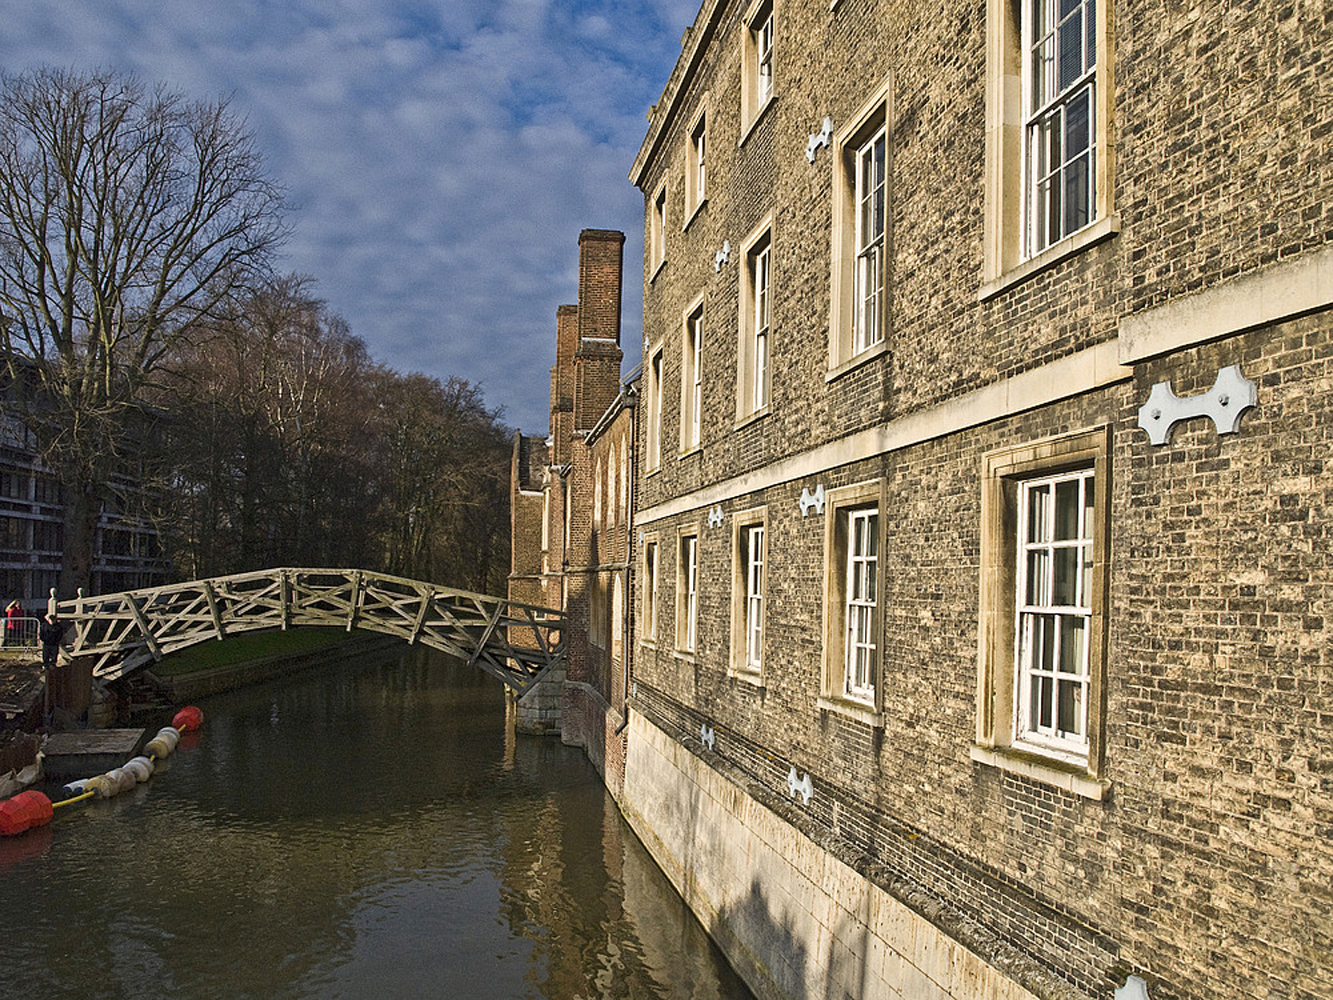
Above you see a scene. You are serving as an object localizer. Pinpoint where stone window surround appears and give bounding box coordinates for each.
[981,0,1115,293]
[973,425,1112,800]
[740,0,775,142]
[729,505,768,683]
[685,98,709,228]
[650,180,668,280]
[641,532,661,649]
[645,341,664,475]
[829,73,893,378]
[736,213,774,425]
[819,478,887,727]
[680,294,705,457]
[675,524,701,655]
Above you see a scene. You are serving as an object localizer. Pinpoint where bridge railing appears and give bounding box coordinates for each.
[47,568,566,693]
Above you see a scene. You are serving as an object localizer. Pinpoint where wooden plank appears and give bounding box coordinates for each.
[43,728,146,780]
[125,594,163,660]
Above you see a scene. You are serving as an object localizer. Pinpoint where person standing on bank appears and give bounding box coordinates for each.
[4,600,21,646]
[39,613,66,668]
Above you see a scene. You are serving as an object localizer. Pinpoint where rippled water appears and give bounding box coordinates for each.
[0,647,753,999]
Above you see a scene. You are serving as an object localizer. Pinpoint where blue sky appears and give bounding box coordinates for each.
[0,0,700,433]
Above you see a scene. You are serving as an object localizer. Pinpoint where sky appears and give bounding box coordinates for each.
[0,0,701,433]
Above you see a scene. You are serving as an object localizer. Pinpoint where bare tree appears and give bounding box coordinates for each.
[158,276,382,576]
[373,371,511,592]
[0,67,285,596]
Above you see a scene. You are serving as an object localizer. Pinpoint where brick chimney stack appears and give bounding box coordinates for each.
[573,229,625,431]
[549,304,579,464]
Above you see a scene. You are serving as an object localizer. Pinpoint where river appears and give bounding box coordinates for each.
[0,646,753,999]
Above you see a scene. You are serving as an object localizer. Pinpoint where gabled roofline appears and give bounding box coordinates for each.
[630,0,727,189]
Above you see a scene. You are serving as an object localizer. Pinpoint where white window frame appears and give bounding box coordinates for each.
[853,130,887,355]
[650,182,667,277]
[642,536,660,645]
[741,0,775,136]
[593,455,603,527]
[677,530,699,654]
[730,506,767,679]
[1014,468,1095,756]
[843,508,878,702]
[744,524,764,669]
[646,344,663,473]
[681,298,704,454]
[686,104,708,223]
[752,243,770,412]
[820,480,885,721]
[755,11,773,106]
[1022,0,1097,256]
[981,0,1115,292]
[737,217,774,422]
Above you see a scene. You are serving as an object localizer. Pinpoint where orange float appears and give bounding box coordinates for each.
[0,789,53,836]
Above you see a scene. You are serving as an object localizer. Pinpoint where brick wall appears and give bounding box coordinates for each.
[623,0,1333,998]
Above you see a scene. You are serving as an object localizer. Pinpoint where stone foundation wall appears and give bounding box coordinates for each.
[621,707,1066,1000]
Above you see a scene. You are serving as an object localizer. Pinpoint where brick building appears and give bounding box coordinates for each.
[606,1,1333,999]
[508,229,637,788]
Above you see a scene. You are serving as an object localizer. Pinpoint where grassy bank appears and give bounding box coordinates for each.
[152,627,360,678]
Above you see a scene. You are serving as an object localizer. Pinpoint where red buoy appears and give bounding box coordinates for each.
[172,706,204,732]
[0,790,53,836]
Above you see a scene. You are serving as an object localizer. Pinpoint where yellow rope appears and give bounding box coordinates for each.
[51,790,95,809]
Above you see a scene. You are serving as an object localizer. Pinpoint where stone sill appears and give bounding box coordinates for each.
[825,340,888,384]
[683,198,706,232]
[978,215,1120,302]
[739,94,776,148]
[727,668,765,692]
[969,743,1111,801]
[733,405,770,432]
[816,696,883,728]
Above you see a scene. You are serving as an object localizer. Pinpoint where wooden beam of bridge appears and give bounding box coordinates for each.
[49,568,565,695]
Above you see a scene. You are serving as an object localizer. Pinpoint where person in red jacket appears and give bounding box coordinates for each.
[3,600,21,647]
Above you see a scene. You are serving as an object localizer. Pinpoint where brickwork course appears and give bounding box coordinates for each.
[617,0,1333,999]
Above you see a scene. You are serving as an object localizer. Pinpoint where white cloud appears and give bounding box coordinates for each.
[0,0,693,431]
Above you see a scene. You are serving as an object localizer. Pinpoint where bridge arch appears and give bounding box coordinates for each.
[49,568,565,694]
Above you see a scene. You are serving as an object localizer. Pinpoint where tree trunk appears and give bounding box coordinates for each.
[59,485,99,598]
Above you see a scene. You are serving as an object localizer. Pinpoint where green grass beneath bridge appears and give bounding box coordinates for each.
[152,627,360,677]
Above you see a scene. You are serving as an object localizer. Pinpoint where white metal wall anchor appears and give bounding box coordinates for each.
[700,723,716,751]
[806,116,834,163]
[714,239,731,272]
[1137,364,1256,446]
[1115,974,1151,1000]
[708,504,724,528]
[787,766,813,805]
[799,484,826,517]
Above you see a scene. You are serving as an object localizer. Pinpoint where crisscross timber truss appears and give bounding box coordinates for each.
[49,568,566,693]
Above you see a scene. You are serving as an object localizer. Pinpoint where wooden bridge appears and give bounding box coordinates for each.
[46,568,565,694]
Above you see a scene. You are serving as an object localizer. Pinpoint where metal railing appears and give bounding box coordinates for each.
[0,616,40,650]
